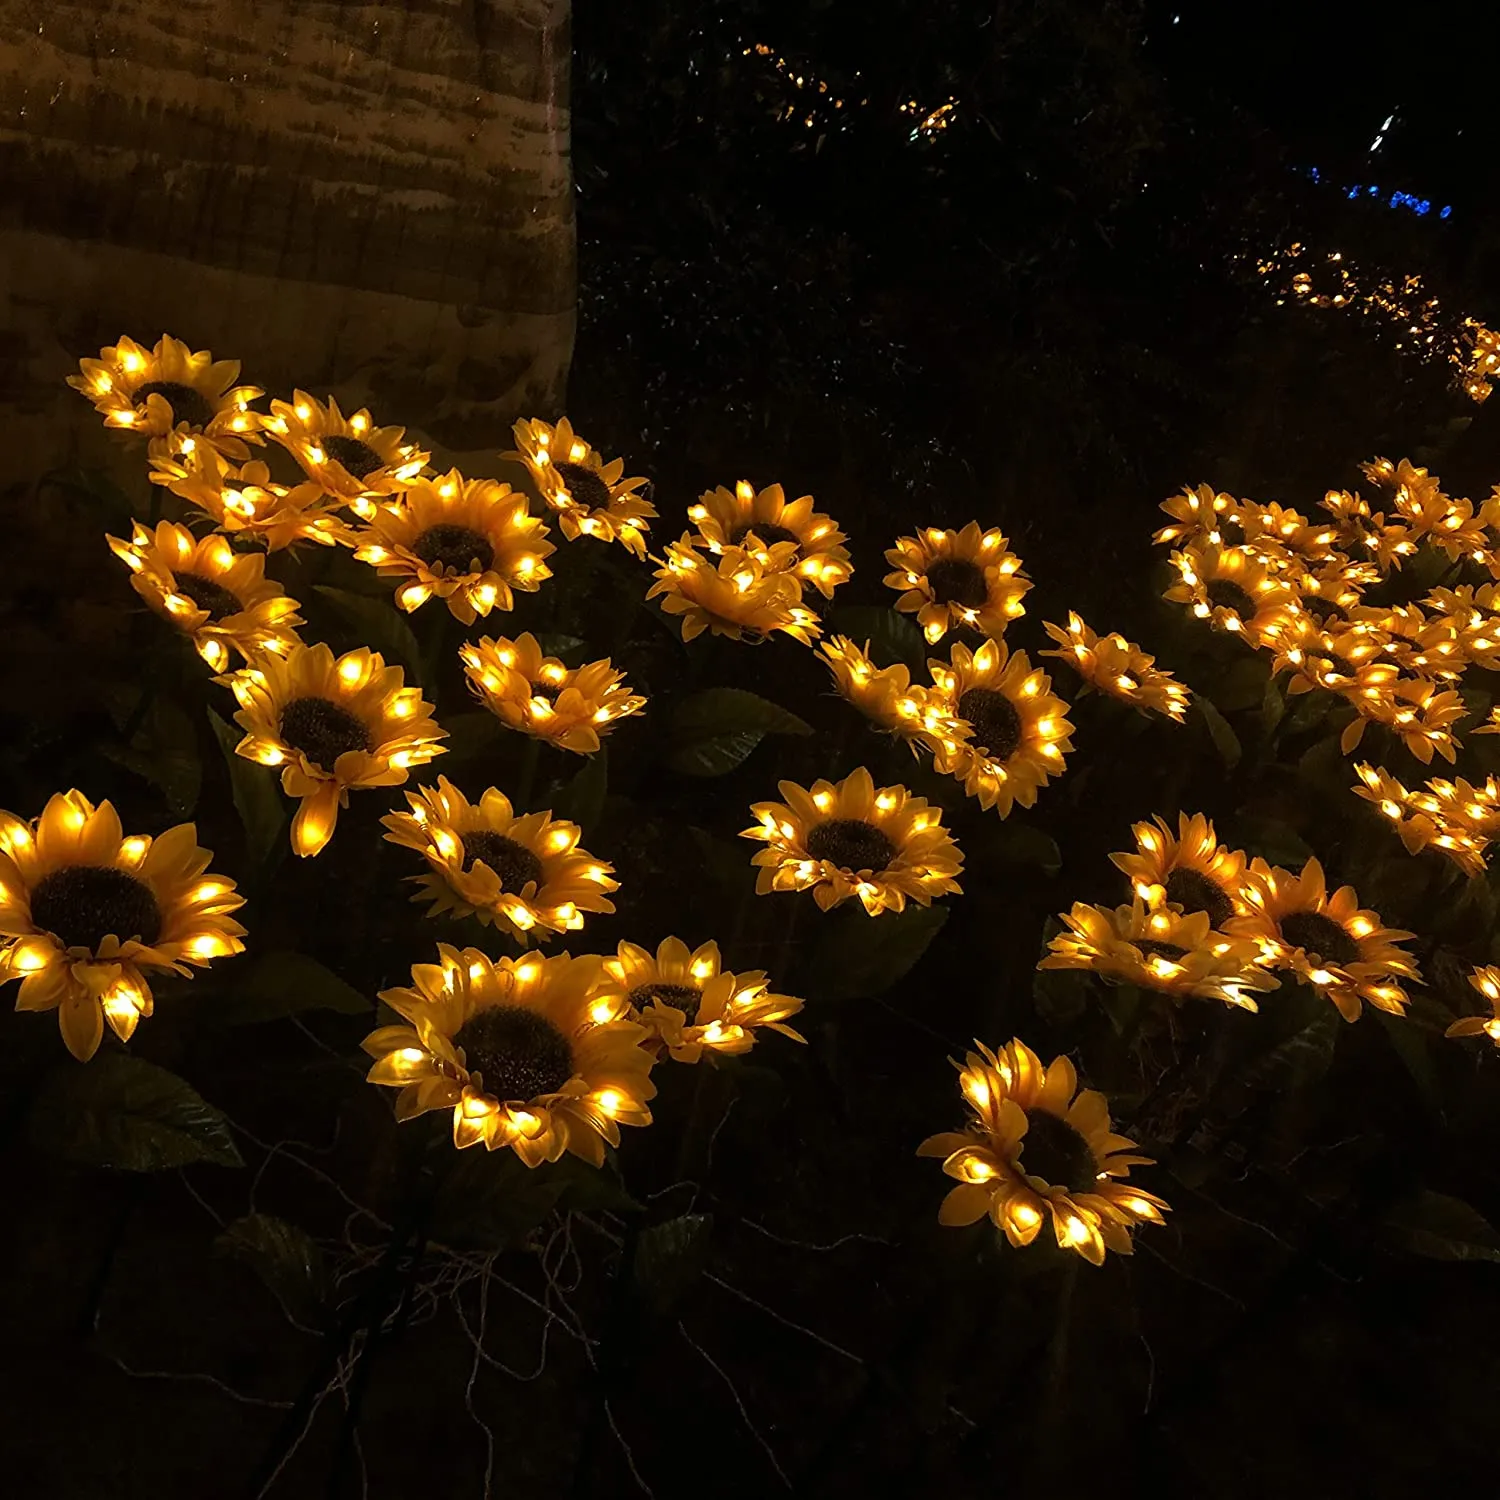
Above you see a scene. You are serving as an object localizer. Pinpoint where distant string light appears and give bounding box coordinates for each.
[898,96,958,142]
[742,42,856,132]
[1240,241,1496,402]
[1301,166,1451,219]
[742,43,955,141]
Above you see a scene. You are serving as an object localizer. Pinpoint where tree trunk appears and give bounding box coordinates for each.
[0,0,574,478]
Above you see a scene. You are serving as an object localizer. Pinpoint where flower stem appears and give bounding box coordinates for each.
[515,734,541,810]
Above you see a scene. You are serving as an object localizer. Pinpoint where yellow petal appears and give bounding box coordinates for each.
[291,782,342,857]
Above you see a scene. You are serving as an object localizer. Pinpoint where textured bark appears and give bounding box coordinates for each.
[0,0,574,475]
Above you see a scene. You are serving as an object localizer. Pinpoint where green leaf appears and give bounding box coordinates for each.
[101,695,202,817]
[1033,918,1090,1024]
[1194,696,1241,769]
[687,827,756,902]
[1279,685,1338,739]
[536,633,586,664]
[1375,1011,1444,1119]
[216,1214,331,1328]
[430,1148,639,1250]
[555,747,608,829]
[29,1055,242,1171]
[1237,815,1313,870]
[665,688,812,777]
[1096,981,1145,1037]
[1296,730,1350,797]
[1237,999,1339,1092]
[1213,654,1271,713]
[827,605,925,670]
[632,1214,713,1314]
[1260,675,1285,745]
[313,585,422,676]
[987,819,1062,875]
[43,464,137,524]
[804,904,949,1000]
[207,708,286,869]
[214,950,370,1025]
[438,711,507,770]
[1383,1190,1500,1264]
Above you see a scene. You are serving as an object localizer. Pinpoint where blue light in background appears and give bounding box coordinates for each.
[1302,166,1452,221]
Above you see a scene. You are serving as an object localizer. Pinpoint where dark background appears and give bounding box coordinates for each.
[5,3,1500,1496]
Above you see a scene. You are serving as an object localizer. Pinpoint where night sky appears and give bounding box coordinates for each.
[1152,1,1485,217]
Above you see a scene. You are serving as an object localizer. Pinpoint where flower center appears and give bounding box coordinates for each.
[133,380,216,428]
[956,687,1022,759]
[1018,1109,1099,1195]
[453,1005,574,1102]
[323,434,385,480]
[1135,939,1189,962]
[1278,910,1361,967]
[805,818,896,873]
[173,572,242,620]
[461,831,544,892]
[1164,867,1235,930]
[410,524,495,576]
[1206,579,1257,618]
[730,522,801,553]
[629,982,702,1022]
[279,696,373,772]
[552,461,612,511]
[29,865,162,953]
[925,558,989,608]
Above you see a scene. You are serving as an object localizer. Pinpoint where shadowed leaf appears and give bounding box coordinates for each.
[1383,1190,1500,1263]
[666,688,812,777]
[805,904,949,999]
[633,1213,713,1314]
[1195,695,1241,769]
[556,746,608,829]
[216,1213,332,1328]
[828,605,924,670]
[215,951,370,1025]
[207,708,286,869]
[29,1055,242,1171]
[314,584,422,676]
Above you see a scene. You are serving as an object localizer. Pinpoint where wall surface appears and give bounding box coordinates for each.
[0,0,574,476]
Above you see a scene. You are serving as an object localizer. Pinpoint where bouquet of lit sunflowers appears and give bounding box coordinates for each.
[6,334,1500,1452]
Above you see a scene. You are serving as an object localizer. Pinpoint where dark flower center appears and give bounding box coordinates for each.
[805,818,896,873]
[1206,579,1258,618]
[410,524,495,575]
[173,572,241,620]
[629,982,702,1022]
[279,696,373,771]
[453,1005,574,1101]
[461,831,544,892]
[1279,910,1361,967]
[323,434,384,479]
[730,522,801,552]
[1164,867,1235,930]
[957,687,1023,760]
[1135,939,1189,962]
[553,461,612,511]
[29,866,162,953]
[925,558,989,609]
[133,380,215,428]
[1018,1110,1099,1195]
